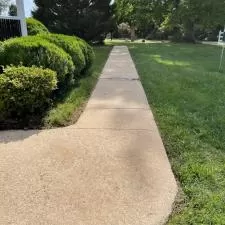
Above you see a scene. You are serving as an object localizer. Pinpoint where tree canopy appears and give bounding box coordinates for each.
[30,0,225,42]
[33,0,115,43]
[115,0,225,42]
[167,0,225,42]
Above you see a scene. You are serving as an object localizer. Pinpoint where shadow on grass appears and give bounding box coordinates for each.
[129,42,225,224]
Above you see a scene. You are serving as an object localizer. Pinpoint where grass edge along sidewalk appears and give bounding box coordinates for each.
[128,42,225,225]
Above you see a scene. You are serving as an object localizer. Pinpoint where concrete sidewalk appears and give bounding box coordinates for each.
[0,46,177,225]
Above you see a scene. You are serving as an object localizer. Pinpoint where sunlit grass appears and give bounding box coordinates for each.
[128,43,225,224]
[151,55,190,66]
[105,38,169,44]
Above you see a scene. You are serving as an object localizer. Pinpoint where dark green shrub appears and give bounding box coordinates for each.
[39,33,86,75]
[26,18,49,35]
[1,36,75,84]
[0,66,57,120]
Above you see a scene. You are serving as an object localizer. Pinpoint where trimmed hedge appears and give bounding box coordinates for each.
[75,36,95,71]
[0,66,57,120]
[0,41,3,53]
[26,18,49,35]
[39,33,86,75]
[0,36,75,84]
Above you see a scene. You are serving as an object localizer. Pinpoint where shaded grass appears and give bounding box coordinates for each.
[43,46,111,127]
[128,43,225,224]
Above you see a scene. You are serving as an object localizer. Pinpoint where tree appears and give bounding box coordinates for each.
[0,0,8,14]
[116,0,171,40]
[116,0,137,41]
[8,4,17,16]
[164,0,225,42]
[33,0,115,43]
[135,0,172,39]
[116,0,225,42]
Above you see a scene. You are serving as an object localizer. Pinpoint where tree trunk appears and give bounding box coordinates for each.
[130,26,135,42]
[183,20,195,43]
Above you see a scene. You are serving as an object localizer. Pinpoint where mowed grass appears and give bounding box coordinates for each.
[43,46,111,127]
[128,43,225,224]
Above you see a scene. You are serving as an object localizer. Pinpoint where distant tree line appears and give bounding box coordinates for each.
[115,0,225,43]
[2,0,224,43]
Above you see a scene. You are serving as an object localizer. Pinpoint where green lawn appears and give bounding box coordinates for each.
[127,43,225,224]
[43,46,111,127]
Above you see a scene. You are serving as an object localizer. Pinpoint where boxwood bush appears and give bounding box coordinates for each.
[0,66,57,121]
[0,36,75,85]
[0,41,3,53]
[26,18,49,35]
[39,33,86,75]
[75,36,95,71]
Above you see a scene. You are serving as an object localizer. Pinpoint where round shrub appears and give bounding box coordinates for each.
[74,36,95,71]
[0,41,3,54]
[1,36,75,84]
[26,18,49,35]
[0,66,57,120]
[39,33,86,75]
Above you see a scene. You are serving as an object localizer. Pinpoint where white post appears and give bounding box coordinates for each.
[16,0,27,36]
[219,45,225,71]
[218,26,225,71]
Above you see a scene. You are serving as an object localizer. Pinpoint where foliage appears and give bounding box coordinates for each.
[33,0,115,43]
[116,0,136,26]
[115,0,225,42]
[26,18,49,35]
[0,36,74,85]
[39,33,86,75]
[0,66,57,122]
[137,0,170,27]
[129,42,225,224]
[116,0,171,39]
[8,4,17,16]
[74,36,95,71]
[164,0,225,42]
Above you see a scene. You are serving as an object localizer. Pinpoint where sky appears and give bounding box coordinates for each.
[24,0,34,17]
